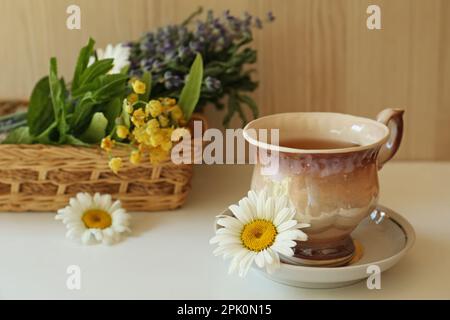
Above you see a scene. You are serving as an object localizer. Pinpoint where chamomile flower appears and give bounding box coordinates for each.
[88,43,130,74]
[210,189,309,277]
[55,193,131,245]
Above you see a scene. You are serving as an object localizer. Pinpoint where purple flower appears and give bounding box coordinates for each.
[152,60,165,72]
[267,11,275,22]
[189,40,203,52]
[255,18,262,29]
[164,71,183,90]
[178,46,192,60]
[205,76,221,91]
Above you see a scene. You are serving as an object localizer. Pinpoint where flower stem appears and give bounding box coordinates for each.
[181,6,203,26]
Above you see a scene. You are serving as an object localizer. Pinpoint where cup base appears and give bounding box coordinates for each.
[282,236,356,267]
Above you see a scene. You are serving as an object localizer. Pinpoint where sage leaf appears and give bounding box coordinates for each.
[93,74,128,101]
[178,53,203,120]
[64,135,90,146]
[35,122,59,144]
[27,76,55,136]
[78,58,114,88]
[101,98,122,134]
[70,93,96,134]
[72,38,95,91]
[49,58,68,143]
[78,112,108,143]
[2,127,34,144]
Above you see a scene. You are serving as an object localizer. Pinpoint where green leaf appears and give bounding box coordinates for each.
[120,65,130,75]
[120,100,131,128]
[2,127,34,144]
[35,122,59,144]
[49,58,67,143]
[27,76,55,136]
[72,74,128,101]
[78,112,108,143]
[223,92,238,128]
[141,71,152,101]
[238,94,259,120]
[72,38,95,91]
[93,74,128,101]
[178,53,203,120]
[64,135,90,146]
[78,59,113,88]
[70,93,96,133]
[101,98,122,134]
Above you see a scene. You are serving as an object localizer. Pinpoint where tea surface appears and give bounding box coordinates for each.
[280,138,359,150]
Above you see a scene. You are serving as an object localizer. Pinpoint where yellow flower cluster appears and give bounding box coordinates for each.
[101,78,190,174]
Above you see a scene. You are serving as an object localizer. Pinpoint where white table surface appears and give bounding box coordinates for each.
[0,162,449,299]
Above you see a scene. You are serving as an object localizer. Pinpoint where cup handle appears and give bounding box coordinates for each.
[376,108,404,169]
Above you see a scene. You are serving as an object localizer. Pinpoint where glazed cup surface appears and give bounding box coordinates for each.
[243,110,404,266]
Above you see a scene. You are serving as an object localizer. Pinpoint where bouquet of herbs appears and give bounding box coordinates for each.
[127,7,274,126]
[3,38,130,145]
[3,38,204,172]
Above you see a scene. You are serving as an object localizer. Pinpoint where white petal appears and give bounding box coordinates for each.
[296,223,311,229]
[229,204,251,224]
[256,192,266,219]
[109,200,122,213]
[93,229,103,241]
[76,193,92,211]
[262,197,275,220]
[93,193,101,205]
[277,229,305,241]
[215,227,240,237]
[277,219,298,232]
[209,234,240,245]
[274,195,289,213]
[66,227,83,239]
[228,249,248,275]
[98,194,112,210]
[69,198,84,216]
[273,207,294,226]
[255,251,265,268]
[272,243,295,257]
[112,224,130,233]
[81,230,92,244]
[213,244,243,259]
[295,230,308,241]
[238,197,256,221]
[263,249,274,264]
[247,190,259,204]
[238,251,256,277]
[265,248,280,274]
[216,217,243,232]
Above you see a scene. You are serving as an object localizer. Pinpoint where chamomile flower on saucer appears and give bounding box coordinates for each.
[55,193,130,245]
[88,43,130,74]
[210,189,310,277]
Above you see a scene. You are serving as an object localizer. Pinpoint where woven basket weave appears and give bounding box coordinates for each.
[0,100,196,212]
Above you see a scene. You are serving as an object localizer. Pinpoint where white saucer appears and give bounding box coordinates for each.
[215,205,415,289]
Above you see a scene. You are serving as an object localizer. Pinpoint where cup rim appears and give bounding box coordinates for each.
[243,112,390,154]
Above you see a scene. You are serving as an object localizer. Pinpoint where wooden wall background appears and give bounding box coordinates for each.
[0,0,449,160]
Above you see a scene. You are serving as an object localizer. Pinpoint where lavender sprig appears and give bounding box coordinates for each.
[128,7,275,126]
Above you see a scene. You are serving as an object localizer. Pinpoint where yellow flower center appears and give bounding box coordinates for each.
[82,209,112,229]
[241,220,277,252]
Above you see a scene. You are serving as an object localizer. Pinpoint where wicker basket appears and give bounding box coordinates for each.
[0,100,200,212]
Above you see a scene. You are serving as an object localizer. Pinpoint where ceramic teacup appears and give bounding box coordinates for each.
[243,109,404,267]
